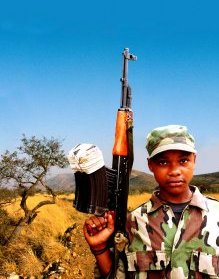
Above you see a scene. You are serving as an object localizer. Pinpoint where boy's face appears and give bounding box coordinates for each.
[148,150,196,203]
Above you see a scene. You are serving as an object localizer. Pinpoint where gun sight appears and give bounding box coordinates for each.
[120,48,137,109]
[123,48,137,61]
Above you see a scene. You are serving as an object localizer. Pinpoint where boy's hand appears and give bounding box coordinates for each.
[83,211,115,249]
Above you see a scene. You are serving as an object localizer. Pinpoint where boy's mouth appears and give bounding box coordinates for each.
[167,180,184,187]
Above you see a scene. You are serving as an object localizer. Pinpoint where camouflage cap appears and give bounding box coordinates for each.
[146,125,197,158]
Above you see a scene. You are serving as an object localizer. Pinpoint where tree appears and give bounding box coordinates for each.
[0,135,69,244]
[0,187,18,206]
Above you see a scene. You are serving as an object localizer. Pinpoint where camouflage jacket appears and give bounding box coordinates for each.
[95,186,219,279]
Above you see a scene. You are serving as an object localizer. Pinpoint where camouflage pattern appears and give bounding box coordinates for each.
[124,186,219,278]
[94,186,219,278]
[146,125,197,158]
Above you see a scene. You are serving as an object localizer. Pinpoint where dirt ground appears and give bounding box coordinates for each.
[1,194,97,279]
[63,222,96,279]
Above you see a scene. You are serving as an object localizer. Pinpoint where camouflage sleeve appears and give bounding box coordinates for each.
[94,258,126,279]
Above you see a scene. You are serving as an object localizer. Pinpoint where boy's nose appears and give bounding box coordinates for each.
[168,164,181,176]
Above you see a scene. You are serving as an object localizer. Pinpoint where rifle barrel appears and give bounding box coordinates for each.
[120,48,137,109]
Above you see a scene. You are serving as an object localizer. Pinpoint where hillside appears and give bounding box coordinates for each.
[47,173,76,192]
[191,172,219,192]
[47,170,219,193]
[0,194,95,278]
[0,192,153,278]
[46,170,156,193]
[129,170,156,193]
[2,192,219,278]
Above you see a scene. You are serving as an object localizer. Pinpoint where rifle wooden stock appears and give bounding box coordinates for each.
[113,110,133,156]
[112,108,133,233]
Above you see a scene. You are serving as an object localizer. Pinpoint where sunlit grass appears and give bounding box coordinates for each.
[1,193,90,277]
[1,191,218,277]
[128,192,151,211]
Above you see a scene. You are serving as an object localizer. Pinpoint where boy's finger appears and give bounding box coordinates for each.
[89,216,106,231]
[107,211,115,231]
[86,224,93,235]
[83,223,98,237]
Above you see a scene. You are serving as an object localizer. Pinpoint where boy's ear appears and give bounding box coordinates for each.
[194,154,197,162]
[147,158,154,173]
[193,153,197,163]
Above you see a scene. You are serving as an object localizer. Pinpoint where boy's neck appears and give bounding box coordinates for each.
[157,187,193,204]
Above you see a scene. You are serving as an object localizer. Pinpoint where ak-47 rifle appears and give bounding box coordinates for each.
[67,47,137,277]
[110,48,137,277]
[112,47,137,234]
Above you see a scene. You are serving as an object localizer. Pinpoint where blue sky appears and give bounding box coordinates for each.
[0,0,219,174]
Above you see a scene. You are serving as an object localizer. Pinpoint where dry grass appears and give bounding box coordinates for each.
[205,193,219,200]
[1,191,219,278]
[1,193,95,278]
[128,192,151,211]
[0,192,164,277]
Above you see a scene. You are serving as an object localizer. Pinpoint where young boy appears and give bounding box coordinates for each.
[84,125,219,278]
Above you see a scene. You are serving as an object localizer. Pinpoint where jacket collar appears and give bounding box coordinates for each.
[146,185,208,214]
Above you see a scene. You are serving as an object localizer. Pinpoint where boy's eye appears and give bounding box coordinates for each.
[180,158,189,164]
[157,160,168,166]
